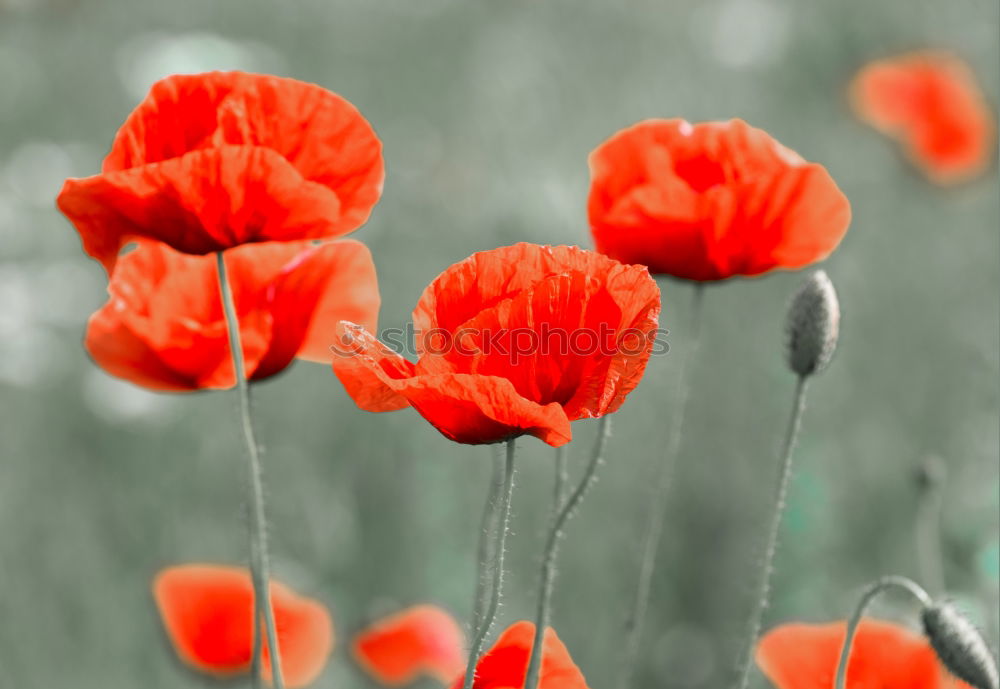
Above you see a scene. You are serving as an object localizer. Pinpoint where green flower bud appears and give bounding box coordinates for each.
[785,270,839,377]
[922,602,999,689]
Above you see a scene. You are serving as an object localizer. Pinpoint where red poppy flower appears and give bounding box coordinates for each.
[87,238,378,391]
[850,52,994,183]
[332,243,660,447]
[153,564,334,688]
[449,621,589,689]
[756,618,974,689]
[57,71,383,272]
[353,605,465,685]
[588,119,851,281]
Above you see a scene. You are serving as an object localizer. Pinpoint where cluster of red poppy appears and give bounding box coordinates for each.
[58,71,386,389]
[150,565,980,689]
[152,565,588,689]
[56,50,992,688]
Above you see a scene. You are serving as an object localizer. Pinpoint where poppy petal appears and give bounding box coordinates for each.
[332,322,416,412]
[392,371,573,446]
[333,323,572,447]
[850,53,994,183]
[104,71,384,231]
[58,146,343,272]
[246,239,380,377]
[446,270,657,420]
[86,238,374,391]
[411,243,659,421]
[588,119,850,281]
[85,241,269,391]
[261,588,335,688]
[85,304,202,392]
[334,323,572,446]
[152,564,334,687]
[588,121,720,279]
[449,621,589,689]
[755,619,969,689]
[353,605,466,685]
[293,240,381,365]
[413,244,651,338]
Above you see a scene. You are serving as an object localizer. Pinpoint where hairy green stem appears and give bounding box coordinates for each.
[472,445,506,632]
[617,283,704,689]
[525,416,612,689]
[553,446,569,516]
[462,439,517,689]
[732,375,809,689]
[216,252,285,689]
[835,576,932,689]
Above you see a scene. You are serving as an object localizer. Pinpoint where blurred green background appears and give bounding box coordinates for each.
[0,0,997,687]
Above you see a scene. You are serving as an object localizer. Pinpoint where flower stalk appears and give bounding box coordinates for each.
[215,252,286,689]
[463,439,518,689]
[553,445,569,517]
[733,375,809,689]
[617,282,704,689]
[472,445,506,630]
[733,270,840,689]
[834,576,933,689]
[525,415,612,689]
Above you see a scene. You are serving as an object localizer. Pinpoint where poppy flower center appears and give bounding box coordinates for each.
[673,154,727,192]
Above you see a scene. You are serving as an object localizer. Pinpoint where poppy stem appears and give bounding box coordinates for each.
[553,445,569,514]
[732,375,809,689]
[524,415,612,689]
[215,252,286,689]
[462,438,518,689]
[617,282,704,689]
[472,444,506,632]
[834,576,933,689]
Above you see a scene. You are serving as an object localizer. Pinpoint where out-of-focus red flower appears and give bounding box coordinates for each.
[353,605,465,685]
[332,243,660,447]
[87,238,378,391]
[851,52,994,184]
[448,621,589,689]
[588,118,851,281]
[57,71,383,272]
[756,618,974,689]
[153,564,334,688]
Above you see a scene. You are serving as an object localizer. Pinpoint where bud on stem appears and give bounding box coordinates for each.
[835,576,999,689]
[922,602,999,689]
[785,270,839,377]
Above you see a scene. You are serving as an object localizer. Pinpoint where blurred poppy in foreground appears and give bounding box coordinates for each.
[57,71,384,272]
[588,118,851,281]
[333,243,660,447]
[851,52,994,184]
[87,238,378,391]
[353,605,465,685]
[153,564,334,687]
[756,618,973,689]
[448,621,589,689]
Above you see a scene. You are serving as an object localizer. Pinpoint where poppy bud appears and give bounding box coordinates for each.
[921,602,999,689]
[785,270,840,377]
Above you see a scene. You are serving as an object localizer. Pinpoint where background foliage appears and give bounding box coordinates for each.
[0,0,997,687]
